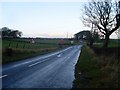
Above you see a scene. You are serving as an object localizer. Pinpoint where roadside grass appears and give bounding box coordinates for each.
[73,45,119,88]
[2,38,74,64]
[73,45,101,88]
[2,47,58,64]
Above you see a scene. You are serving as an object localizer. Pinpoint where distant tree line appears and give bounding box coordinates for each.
[0,27,22,38]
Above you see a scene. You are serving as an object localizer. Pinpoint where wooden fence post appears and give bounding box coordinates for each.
[23,44,25,49]
[16,43,18,48]
[8,42,11,47]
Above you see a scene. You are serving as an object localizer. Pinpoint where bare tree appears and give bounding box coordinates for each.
[83,0,120,48]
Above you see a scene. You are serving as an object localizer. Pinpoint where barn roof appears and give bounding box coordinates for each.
[74,30,90,36]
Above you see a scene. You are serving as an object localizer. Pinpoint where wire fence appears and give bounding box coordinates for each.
[3,41,72,50]
[3,41,58,49]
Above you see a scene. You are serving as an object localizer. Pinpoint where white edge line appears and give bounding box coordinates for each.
[28,46,76,67]
[28,61,42,67]
[13,46,73,67]
[68,57,70,59]
[28,58,51,67]
[0,75,8,79]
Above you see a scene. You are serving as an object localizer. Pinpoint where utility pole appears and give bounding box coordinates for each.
[67,32,68,39]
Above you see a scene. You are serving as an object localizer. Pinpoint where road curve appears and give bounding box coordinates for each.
[1,45,82,89]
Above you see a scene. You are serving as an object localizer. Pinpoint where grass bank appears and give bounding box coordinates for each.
[2,38,74,64]
[73,45,119,88]
[2,47,59,64]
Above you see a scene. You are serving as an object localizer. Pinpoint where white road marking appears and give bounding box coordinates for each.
[57,53,62,57]
[68,57,70,59]
[14,49,69,67]
[0,75,8,79]
[28,62,41,67]
[6,46,73,69]
[28,58,49,67]
[13,61,33,67]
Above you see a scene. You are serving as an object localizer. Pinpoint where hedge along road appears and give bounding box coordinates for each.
[1,45,82,88]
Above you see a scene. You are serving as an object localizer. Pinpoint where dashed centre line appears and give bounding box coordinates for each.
[57,53,63,57]
[28,58,49,67]
[0,75,8,79]
[28,61,41,67]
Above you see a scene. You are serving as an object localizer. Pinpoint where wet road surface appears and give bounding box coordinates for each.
[1,45,82,89]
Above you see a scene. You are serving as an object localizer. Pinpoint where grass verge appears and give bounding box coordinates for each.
[2,38,75,64]
[2,46,69,64]
[73,45,119,88]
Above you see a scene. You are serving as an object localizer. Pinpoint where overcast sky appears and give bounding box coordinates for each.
[0,0,118,38]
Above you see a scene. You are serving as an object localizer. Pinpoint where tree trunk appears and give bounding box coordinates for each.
[89,38,94,47]
[103,34,110,48]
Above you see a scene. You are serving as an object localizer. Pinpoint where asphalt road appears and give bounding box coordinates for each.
[1,45,82,89]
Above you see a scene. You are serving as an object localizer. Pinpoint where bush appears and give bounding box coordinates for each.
[4,47,13,56]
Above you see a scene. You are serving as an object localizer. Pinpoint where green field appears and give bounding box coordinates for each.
[93,39,120,48]
[2,38,74,64]
[2,38,72,49]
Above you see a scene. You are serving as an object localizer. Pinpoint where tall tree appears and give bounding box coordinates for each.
[83,0,120,48]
